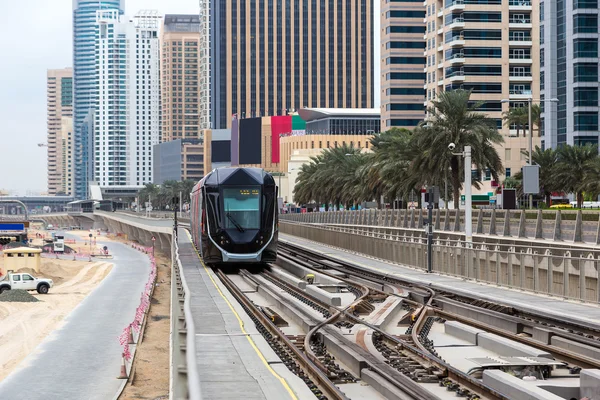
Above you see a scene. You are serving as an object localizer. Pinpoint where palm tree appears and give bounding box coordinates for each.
[138,183,159,208]
[294,154,325,207]
[366,128,417,206]
[180,179,197,204]
[582,157,600,200]
[411,89,504,209]
[553,144,598,208]
[502,106,528,137]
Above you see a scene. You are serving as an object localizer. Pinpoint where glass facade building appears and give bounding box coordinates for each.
[72,0,124,199]
[541,0,600,148]
[209,0,375,130]
[298,108,381,135]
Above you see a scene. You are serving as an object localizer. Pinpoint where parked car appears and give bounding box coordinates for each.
[0,273,54,294]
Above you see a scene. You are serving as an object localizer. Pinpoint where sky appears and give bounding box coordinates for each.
[0,0,199,195]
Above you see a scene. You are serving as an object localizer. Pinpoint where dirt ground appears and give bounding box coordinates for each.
[0,258,113,382]
[120,252,171,400]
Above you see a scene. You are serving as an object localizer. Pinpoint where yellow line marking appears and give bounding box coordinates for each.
[184,230,298,400]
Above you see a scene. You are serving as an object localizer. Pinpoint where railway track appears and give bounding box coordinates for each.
[217,265,444,399]
[277,241,600,396]
[179,226,600,399]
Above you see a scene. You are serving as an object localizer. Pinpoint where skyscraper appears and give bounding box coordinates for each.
[73,0,124,199]
[158,14,205,181]
[423,0,539,193]
[94,10,161,187]
[541,0,599,148]
[161,14,201,143]
[208,0,375,129]
[380,3,426,130]
[47,68,73,195]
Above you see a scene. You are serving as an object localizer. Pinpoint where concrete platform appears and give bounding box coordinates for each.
[178,232,313,400]
[281,234,600,330]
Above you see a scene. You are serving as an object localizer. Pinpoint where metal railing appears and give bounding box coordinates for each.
[509,35,532,41]
[171,232,203,400]
[509,18,531,23]
[445,0,464,8]
[509,0,532,5]
[281,222,600,304]
[509,89,533,94]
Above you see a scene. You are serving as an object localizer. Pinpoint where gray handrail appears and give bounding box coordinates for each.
[173,236,203,399]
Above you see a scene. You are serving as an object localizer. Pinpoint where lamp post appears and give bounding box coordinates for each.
[88,233,93,255]
[501,97,559,209]
[451,145,472,245]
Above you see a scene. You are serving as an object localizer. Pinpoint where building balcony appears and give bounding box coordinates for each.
[509,38,532,46]
[438,79,444,86]
[509,73,533,82]
[446,35,465,47]
[446,0,465,11]
[509,19,532,29]
[447,71,465,81]
[438,44,444,52]
[448,18,465,29]
[509,89,533,99]
[438,9,444,17]
[509,55,533,64]
[448,53,465,64]
[508,0,532,9]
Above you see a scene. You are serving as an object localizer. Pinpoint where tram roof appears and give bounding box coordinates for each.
[203,167,274,186]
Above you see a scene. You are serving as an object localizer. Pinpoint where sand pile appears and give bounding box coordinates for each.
[0,289,39,303]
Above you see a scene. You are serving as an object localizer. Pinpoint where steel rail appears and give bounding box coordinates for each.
[216,269,349,400]
[262,264,439,400]
[279,242,508,400]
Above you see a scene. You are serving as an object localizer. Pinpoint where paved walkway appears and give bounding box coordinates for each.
[178,229,311,400]
[0,237,151,400]
[281,234,600,330]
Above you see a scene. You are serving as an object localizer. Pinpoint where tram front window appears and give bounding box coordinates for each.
[223,187,261,230]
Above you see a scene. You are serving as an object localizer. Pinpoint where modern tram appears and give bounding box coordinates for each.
[190,167,278,265]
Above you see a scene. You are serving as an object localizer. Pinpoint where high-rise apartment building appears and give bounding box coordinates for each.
[380,2,426,130]
[94,10,161,187]
[47,68,73,195]
[541,0,599,148]
[161,15,201,142]
[73,0,124,199]
[159,14,205,180]
[60,117,74,196]
[424,0,539,193]
[208,0,375,129]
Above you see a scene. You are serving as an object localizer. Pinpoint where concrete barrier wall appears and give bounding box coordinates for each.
[280,222,600,303]
[282,209,600,244]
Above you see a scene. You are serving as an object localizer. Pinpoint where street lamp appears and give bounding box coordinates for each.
[450,144,472,245]
[501,97,559,209]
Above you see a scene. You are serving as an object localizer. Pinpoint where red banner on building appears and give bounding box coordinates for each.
[271,116,292,163]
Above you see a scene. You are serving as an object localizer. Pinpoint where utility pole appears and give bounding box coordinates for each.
[528,97,533,209]
[426,187,434,273]
[464,146,472,246]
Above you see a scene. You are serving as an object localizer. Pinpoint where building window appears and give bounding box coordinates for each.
[574,87,599,107]
[574,39,598,58]
[574,63,599,82]
[505,168,511,178]
[574,112,599,131]
[574,14,598,33]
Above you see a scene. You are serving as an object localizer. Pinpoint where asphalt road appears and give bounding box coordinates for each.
[0,236,151,400]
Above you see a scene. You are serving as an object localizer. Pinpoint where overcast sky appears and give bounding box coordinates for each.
[0,0,199,195]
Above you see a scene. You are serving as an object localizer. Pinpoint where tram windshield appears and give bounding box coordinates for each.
[223,187,261,230]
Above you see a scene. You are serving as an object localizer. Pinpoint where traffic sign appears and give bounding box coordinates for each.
[152,236,156,241]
